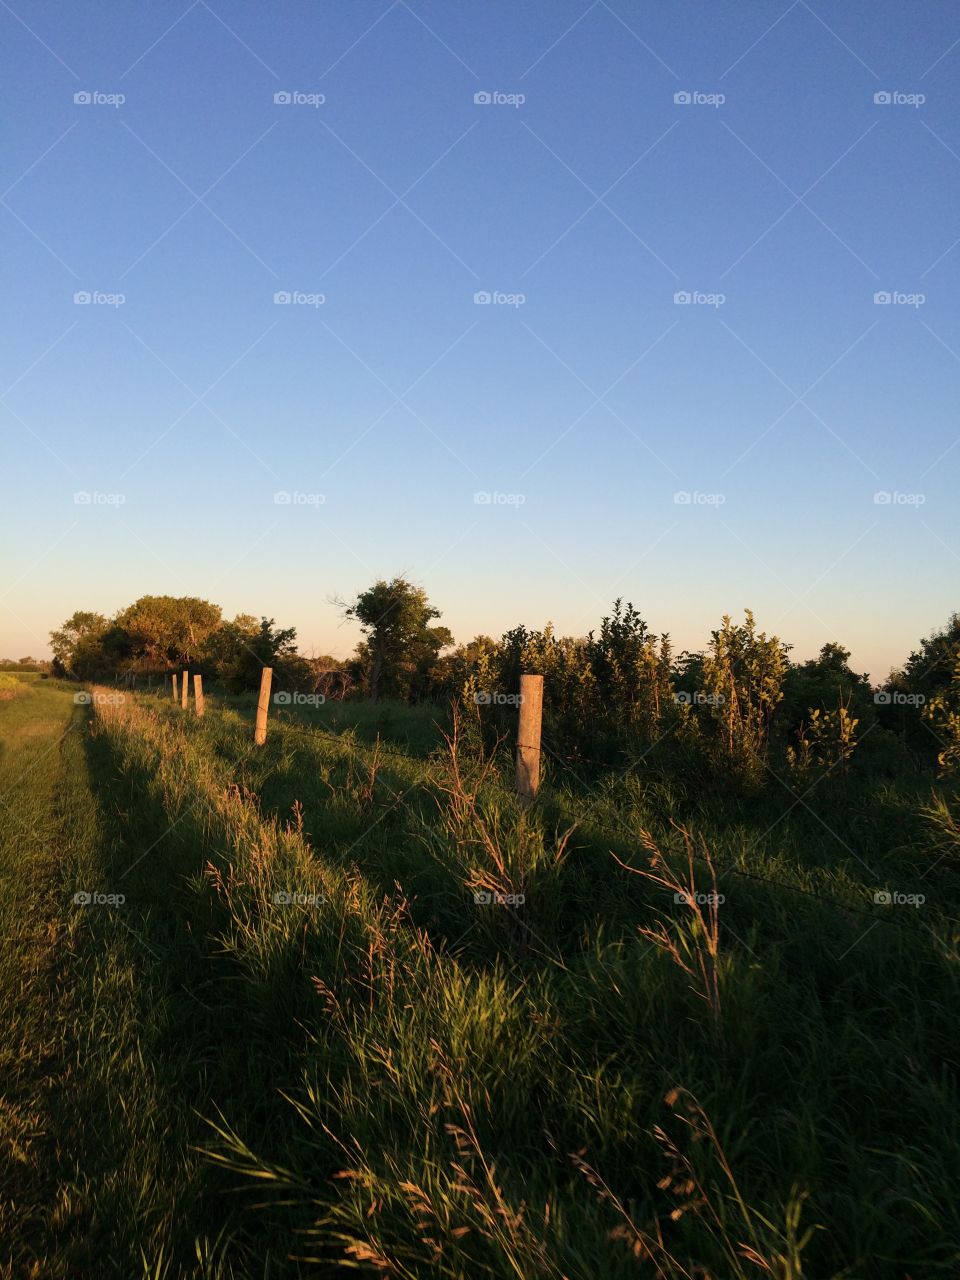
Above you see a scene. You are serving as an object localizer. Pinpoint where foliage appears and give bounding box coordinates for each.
[116,596,223,668]
[6,678,957,1277]
[702,610,790,782]
[922,652,960,774]
[49,609,110,677]
[787,700,860,784]
[343,576,453,702]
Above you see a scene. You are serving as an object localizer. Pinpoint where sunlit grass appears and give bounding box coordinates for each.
[1,685,958,1276]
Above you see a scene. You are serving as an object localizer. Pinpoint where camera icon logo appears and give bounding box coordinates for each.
[673,691,693,704]
[473,691,492,704]
[673,491,691,504]
[673,290,691,304]
[73,691,92,705]
[273,491,292,504]
[73,491,91,504]
[273,691,292,705]
[873,291,891,305]
[74,291,92,304]
[873,91,892,105]
[473,291,491,304]
[874,890,892,904]
[474,91,492,105]
[74,91,92,105]
[274,91,292,104]
[874,691,892,704]
[273,290,291,304]
[73,891,92,904]
[674,91,692,104]
[873,491,892,504]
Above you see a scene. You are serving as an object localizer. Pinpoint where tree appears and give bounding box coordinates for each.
[900,612,960,699]
[205,615,306,692]
[344,578,452,702]
[49,611,109,676]
[115,596,222,669]
[780,642,873,736]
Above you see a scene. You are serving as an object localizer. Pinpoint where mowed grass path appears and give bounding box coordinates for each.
[0,677,94,1274]
[1,680,959,1277]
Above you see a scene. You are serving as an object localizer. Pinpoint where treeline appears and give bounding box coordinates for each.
[49,598,325,693]
[49,580,960,781]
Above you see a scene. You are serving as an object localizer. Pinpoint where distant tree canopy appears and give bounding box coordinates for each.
[49,596,307,691]
[46,587,960,779]
[115,596,223,667]
[343,577,453,702]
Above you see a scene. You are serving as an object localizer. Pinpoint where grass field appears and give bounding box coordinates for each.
[1,674,958,1277]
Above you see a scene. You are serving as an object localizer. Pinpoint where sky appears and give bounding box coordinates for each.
[2,0,959,679]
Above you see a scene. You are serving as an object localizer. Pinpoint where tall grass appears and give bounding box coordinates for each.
[2,685,958,1275]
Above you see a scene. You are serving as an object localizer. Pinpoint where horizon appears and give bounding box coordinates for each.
[4,1,959,681]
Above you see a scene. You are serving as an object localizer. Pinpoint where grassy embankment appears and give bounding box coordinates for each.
[1,678,958,1276]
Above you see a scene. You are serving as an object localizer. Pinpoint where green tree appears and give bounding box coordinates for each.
[49,610,109,676]
[781,642,873,737]
[344,578,452,702]
[115,596,222,669]
[901,612,960,698]
[206,616,305,693]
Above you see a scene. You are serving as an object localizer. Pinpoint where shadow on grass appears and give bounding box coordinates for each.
[73,720,315,1278]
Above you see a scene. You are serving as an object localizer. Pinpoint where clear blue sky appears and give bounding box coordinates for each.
[3,0,959,678]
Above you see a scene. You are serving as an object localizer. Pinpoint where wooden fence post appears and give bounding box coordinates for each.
[181,670,189,710]
[193,673,205,718]
[171,672,178,703]
[516,674,544,807]
[254,667,273,745]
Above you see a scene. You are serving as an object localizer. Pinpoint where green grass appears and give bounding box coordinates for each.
[1,685,958,1276]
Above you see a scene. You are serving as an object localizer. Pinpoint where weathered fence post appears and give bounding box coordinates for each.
[193,673,204,718]
[254,667,272,745]
[515,673,544,807]
[171,672,179,703]
[181,670,189,710]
